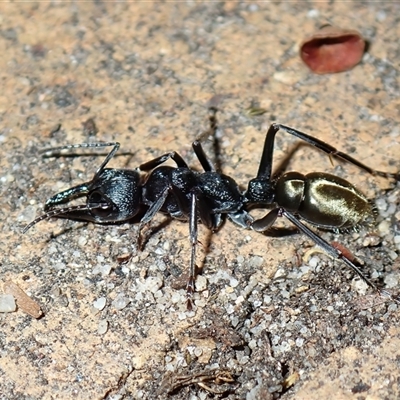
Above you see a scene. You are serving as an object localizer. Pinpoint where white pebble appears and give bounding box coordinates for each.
[376,10,387,22]
[98,319,108,335]
[352,279,369,294]
[274,268,286,279]
[308,256,319,268]
[263,295,272,304]
[0,294,16,312]
[93,297,107,310]
[237,255,244,263]
[194,347,203,357]
[384,273,399,288]
[248,339,257,350]
[248,255,264,268]
[195,275,207,291]
[92,264,112,276]
[17,205,37,222]
[375,198,387,212]
[307,9,320,18]
[78,236,87,246]
[378,220,391,235]
[230,278,239,288]
[112,293,130,310]
[143,276,163,293]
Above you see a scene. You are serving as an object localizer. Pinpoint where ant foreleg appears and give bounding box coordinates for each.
[140,188,170,226]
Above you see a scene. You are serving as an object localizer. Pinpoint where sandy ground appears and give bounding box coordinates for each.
[0,2,400,399]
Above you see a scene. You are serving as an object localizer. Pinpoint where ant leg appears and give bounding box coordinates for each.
[136,187,171,250]
[277,124,399,180]
[140,187,170,225]
[255,124,282,181]
[192,107,218,172]
[187,191,199,310]
[282,210,378,290]
[194,107,218,143]
[251,207,378,290]
[139,151,189,171]
[192,140,215,173]
[256,123,399,181]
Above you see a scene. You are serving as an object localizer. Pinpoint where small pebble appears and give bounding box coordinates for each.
[92,264,112,276]
[308,256,320,268]
[237,255,244,263]
[388,250,398,261]
[193,347,203,357]
[248,255,264,268]
[352,279,369,294]
[362,235,381,247]
[375,198,387,213]
[93,297,107,311]
[98,319,108,335]
[274,268,286,279]
[307,9,320,18]
[384,273,399,289]
[0,294,16,312]
[112,293,130,310]
[195,275,207,291]
[378,220,390,235]
[17,205,36,222]
[78,236,88,246]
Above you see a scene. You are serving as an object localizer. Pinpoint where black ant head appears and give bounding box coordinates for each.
[83,168,142,222]
[245,177,275,205]
[23,168,142,233]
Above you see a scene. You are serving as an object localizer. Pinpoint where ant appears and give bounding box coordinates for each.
[24,108,399,309]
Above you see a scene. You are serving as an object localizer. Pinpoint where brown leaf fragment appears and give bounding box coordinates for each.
[3,280,43,318]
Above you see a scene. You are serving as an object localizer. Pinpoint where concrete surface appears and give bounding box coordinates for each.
[0,2,399,399]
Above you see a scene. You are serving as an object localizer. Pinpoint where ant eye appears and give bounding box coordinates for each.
[88,191,112,217]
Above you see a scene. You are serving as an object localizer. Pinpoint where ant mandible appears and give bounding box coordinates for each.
[24,108,399,309]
